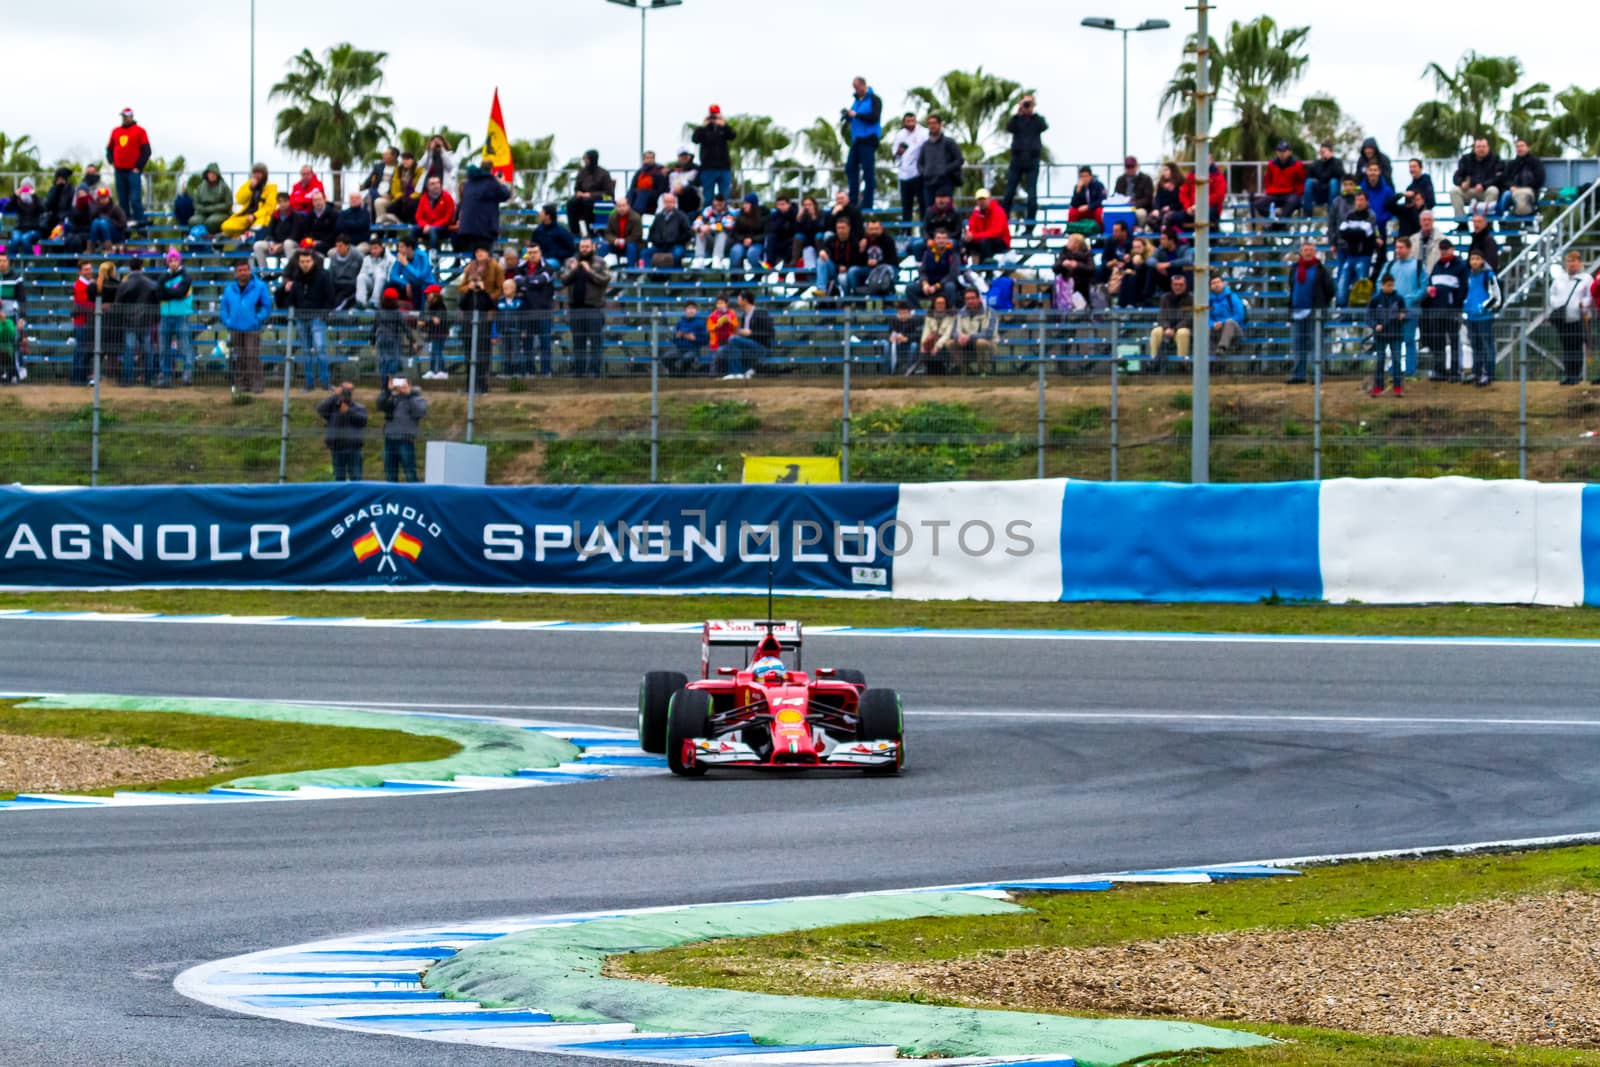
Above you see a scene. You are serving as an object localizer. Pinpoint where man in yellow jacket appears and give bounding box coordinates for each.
[221,163,279,237]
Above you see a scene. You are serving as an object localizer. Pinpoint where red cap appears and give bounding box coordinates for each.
[708,104,721,114]
[300,238,316,248]
[423,284,443,295]
[382,287,399,300]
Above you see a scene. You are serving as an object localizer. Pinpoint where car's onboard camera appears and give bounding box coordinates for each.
[637,620,904,777]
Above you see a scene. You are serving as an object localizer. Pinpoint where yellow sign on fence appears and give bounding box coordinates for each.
[742,456,842,484]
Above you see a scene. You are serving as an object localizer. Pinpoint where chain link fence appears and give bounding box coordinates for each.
[6,306,1599,486]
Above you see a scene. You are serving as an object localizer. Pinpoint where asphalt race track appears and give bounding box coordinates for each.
[5,617,1600,1066]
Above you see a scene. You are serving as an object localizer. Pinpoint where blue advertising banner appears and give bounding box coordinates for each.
[0,484,900,593]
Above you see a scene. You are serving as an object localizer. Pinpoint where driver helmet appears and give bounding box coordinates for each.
[750,656,786,682]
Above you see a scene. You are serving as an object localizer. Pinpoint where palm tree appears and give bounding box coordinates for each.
[906,68,1027,157]
[0,132,42,197]
[1398,53,1551,157]
[795,116,847,194]
[1160,15,1314,178]
[1546,86,1600,156]
[510,135,557,203]
[398,126,475,162]
[270,43,396,199]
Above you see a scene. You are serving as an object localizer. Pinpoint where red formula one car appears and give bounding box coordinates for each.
[637,620,904,777]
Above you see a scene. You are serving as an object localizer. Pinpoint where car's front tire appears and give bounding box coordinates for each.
[857,687,904,775]
[665,688,711,777]
[638,671,688,754]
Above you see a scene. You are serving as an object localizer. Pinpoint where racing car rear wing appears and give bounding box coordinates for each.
[701,620,803,677]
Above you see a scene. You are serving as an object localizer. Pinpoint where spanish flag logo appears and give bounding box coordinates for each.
[351,523,425,571]
[392,530,423,562]
[482,88,514,183]
[352,529,383,563]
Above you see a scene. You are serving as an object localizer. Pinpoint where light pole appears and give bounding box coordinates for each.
[1080,17,1171,161]
[249,0,256,165]
[605,0,684,162]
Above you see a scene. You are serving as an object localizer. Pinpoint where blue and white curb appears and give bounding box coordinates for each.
[4,609,1600,648]
[175,863,1296,1065]
[0,705,662,813]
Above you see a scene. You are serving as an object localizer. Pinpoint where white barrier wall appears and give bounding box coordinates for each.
[891,480,1067,602]
[1318,478,1587,606]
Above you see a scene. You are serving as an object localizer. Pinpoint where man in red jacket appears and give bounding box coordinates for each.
[962,188,1011,264]
[106,107,151,227]
[1180,163,1228,221]
[1252,141,1306,224]
[287,165,326,212]
[414,176,457,251]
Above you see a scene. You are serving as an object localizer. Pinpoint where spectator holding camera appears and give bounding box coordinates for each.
[316,381,369,481]
[378,376,427,482]
[692,106,736,204]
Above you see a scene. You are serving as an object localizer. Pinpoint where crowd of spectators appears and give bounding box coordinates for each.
[0,94,1591,392]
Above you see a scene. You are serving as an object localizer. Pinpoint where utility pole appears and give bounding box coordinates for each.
[605,0,685,162]
[248,0,256,165]
[1190,0,1212,484]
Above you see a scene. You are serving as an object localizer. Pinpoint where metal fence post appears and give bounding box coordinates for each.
[649,314,660,484]
[840,308,852,484]
[1036,315,1047,480]
[91,298,103,487]
[1312,312,1323,481]
[279,309,294,485]
[1519,325,1528,480]
[1109,317,1119,482]
[466,311,479,443]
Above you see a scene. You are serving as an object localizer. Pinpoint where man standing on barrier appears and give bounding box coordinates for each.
[317,381,369,482]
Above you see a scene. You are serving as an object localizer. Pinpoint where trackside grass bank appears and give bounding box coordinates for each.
[0,699,459,799]
[4,590,1600,639]
[614,847,1600,1066]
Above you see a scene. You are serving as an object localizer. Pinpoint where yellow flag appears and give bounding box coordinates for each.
[482,89,513,181]
[742,456,842,484]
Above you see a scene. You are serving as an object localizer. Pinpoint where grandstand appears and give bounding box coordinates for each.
[3,155,1600,383]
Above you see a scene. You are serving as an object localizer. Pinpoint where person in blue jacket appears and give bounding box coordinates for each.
[388,236,436,307]
[669,299,709,375]
[1285,241,1335,383]
[842,77,883,211]
[1358,161,1396,241]
[1208,274,1247,356]
[1463,250,1502,386]
[1377,235,1428,376]
[218,259,273,393]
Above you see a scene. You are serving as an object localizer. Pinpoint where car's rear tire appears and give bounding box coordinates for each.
[833,669,867,687]
[638,671,687,754]
[857,687,904,775]
[666,688,711,777]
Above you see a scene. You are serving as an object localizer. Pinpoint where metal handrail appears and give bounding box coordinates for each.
[1498,181,1600,310]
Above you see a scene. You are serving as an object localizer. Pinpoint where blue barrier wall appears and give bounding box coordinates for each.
[0,479,1592,605]
[1059,481,1322,602]
[0,484,899,595]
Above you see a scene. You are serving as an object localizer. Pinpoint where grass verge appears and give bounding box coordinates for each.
[3,590,1600,639]
[0,699,460,799]
[616,847,1600,1066]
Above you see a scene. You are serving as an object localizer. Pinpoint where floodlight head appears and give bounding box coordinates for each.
[1136,18,1171,31]
[1080,16,1117,30]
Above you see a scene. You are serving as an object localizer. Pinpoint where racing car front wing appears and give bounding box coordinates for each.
[687,736,900,768]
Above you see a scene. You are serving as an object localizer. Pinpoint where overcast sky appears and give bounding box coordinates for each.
[2,1,1589,178]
